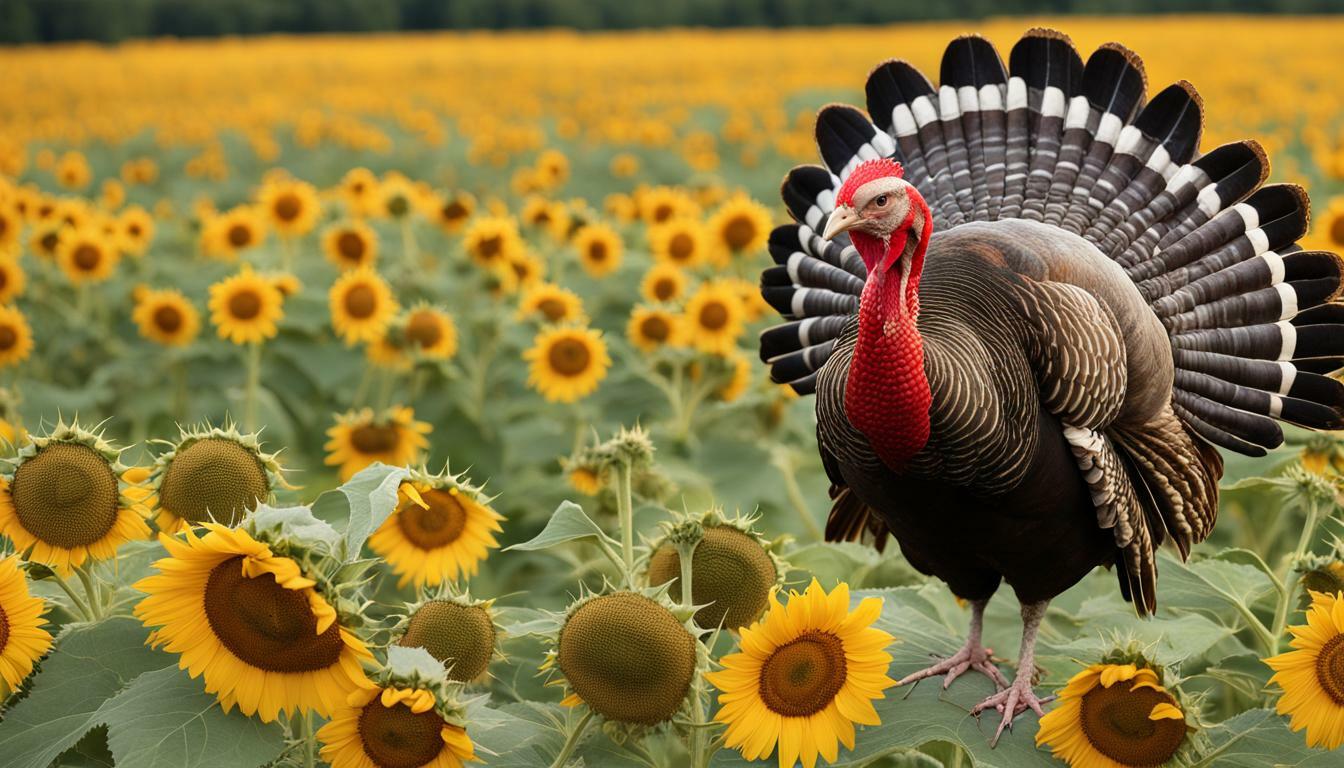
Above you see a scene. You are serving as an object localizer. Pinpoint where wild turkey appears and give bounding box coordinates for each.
[757,28,1344,742]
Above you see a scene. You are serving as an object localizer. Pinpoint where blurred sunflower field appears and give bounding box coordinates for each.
[1,14,1344,768]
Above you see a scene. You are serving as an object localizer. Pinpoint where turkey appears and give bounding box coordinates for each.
[757,28,1344,743]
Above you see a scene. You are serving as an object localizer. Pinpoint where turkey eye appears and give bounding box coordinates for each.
[874,195,888,207]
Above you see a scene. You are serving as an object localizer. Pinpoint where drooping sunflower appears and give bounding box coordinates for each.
[518,283,585,325]
[627,305,685,352]
[0,305,31,368]
[0,258,25,305]
[323,221,379,271]
[524,325,611,403]
[57,226,120,284]
[547,590,699,725]
[150,424,286,533]
[1265,589,1344,749]
[134,523,374,722]
[639,185,701,225]
[369,469,504,589]
[0,420,151,573]
[400,306,459,361]
[573,223,623,278]
[330,267,398,346]
[640,263,688,304]
[397,594,498,683]
[325,406,432,481]
[132,288,200,347]
[340,167,383,217]
[650,218,708,268]
[646,512,782,631]
[707,579,896,768]
[318,683,478,768]
[462,216,522,270]
[258,178,321,237]
[1036,661,1191,766]
[209,264,285,345]
[0,555,51,690]
[684,281,745,354]
[434,192,476,233]
[116,205,155,256]
[708,194,772,262]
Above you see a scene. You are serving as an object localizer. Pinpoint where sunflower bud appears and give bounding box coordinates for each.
[397,595,498,683]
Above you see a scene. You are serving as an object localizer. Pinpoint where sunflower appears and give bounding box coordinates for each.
[708,194,772,264]
[0,305,32,367]
[462,216,522,269]
[367,333,413,373]
[209,264,285,345]
[134,523,374,722]
[132,288,200,347]
[610,153,640,179]
[397,596,498,684]
[707,579,896,768]
[55,151,90,189]
[205,206,266,259]
[369,470,504,589]
[535,149,570,188]
[268,271,302,298]
[640,263,688,304]
[0,421,151,574]
[627,305,684,352]
[117,205,155,256]
[1265,590,1344,749]
[0,258,25,304]
[0,205,20,254]
[684,281,745,354]
[28,226,61,260]
[647,515,781,631]
[650,218,708,268]
[521,196,570,241]
[524,325,611,403]
[330,267,397,346]
[720,275,772,322]
[518,283,585,325]
[400,306,459,361]
[323,221,379,271]
[325,407,432,481]
[318,683,478,768]
[507,249,546,291]
[603,192,638,223]
[1318,198,1344,251]
[379,175,418,220]
[573,223,623,278]
[0,556,51,690]
[57,227,120,284]
[1036,661,1191,766]
[639,185,700,225]
[566,464,605,496]
[151,424,285,533]
[258,178,320,236]
[341,167,383,217]
[434,192,476,233]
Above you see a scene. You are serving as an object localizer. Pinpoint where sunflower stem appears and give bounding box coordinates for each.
[689,674,710,768]
[616,459,635,586]
[243,340,262,432]
[172,357,189,421]
[53,573,93,622]
[1270,494,1325,655]
[75,564,103,619]
[549,708,595,768]
[302,711,316,768]
[280,236,295,272]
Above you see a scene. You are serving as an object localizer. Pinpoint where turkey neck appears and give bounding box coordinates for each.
[844,205,933,472]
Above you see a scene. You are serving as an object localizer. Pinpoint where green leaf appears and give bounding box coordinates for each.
[247,502,342,555]
[1194,708,1339,766]
[1158,551,1277,638]
[505,500,620,553]
[311,462,409,559]
[98,666,286,768]
[0,618,169,768]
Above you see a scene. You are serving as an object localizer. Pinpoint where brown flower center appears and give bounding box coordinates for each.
[11,443,120,549]
[1330,215,1344,248]
[0,215,7,237]
[668,232,694,262]
[356,700,444,768]
[128,223,143,237]
[723,215,757,251]
[639,315,670,343]
[698,301,729,331]
[547,338,591,376]
[1316,634,1344,705]
[227,224,252,248]
[652,277,677,301]
[228,290,262,320]
[153,305,183,333]
[442,200,467,221]
[653,203,674,223]
[39,231,59,253]
[337,231,367,262]
[344,284,378,319]
[1079,680,1187,767]
[0,325,16,351]
[273,194,302,222]
[158,438,270,526]
[536,297,568,322]
[398,600,496,682]
[73,244,101,271]
[587,241,608,263]
[758,631,847,717]
[396,489,468,550]
[350,423,400,454]
[476,235,501,261]
[386,195,410,218]
[203,555,345,672]
[405,312,442,349]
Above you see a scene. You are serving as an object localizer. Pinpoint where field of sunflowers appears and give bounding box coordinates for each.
[0,14,1343,768]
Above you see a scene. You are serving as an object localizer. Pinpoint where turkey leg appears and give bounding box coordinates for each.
[895,598,1009,691]
[972,600,1054,746]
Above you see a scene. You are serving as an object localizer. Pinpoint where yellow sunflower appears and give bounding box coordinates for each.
[379,174,420,220]
[462,216,522,270]
[0,422,151,574]
[524,325,611,403]
[610,153,640,179]
[567,465,604,495]
[573,223,623,278]
[268,271,302,298]
[151,425,285,533]
[708,194,773,261]
[1317,198,1344,252]
[507,249,546,291]
[0,258,25,304]
[521,196,570,241]
[650,218,708,268]
[639,185,701,225]
[1265,590,1344,749]
[209,264,285,345]
[134,523,374,722]
[1036,662,1190,766]
[323,221,379,271]
[518,283,585,325]
[28,226,61,260]
[627,305,684,352]
[205,206,266,259]
[684,281,745,354]
[0,556,51,690]
[340,167,383,217]
[57,227,120,284]
[721,276,772,322]
[603,192,638,222]
[434,192,476,233]
[535,148,570,188]
[132,288,200,347]
[0,305,32,368]
[366,332,412,373]
[318,685,478,768]
[707,579,896,768]
[330,267,398,346]
[368,471,504,589]
[117,205,155,256]
[0,205,21,254]
[640,263,688,304]
[55,151,90,189]
[402,306,458,361]
[258,178,321,236]
[716,351,753,403]
[325,407,432,481]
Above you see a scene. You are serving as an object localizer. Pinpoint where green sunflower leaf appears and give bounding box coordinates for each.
[1193,708,1338,766]
[505,500,621,554]
[311,461,410,559]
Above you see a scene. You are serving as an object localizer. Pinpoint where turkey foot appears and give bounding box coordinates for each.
[896,599,1008,690]
[973,600,1051,747]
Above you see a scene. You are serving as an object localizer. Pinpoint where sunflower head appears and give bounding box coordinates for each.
[395,304,459,361]
[708,194,772,260]
[627,305,685,353]
[0,305,33,368]
[639,186,700,225]
[0,418,150,573]
[369,466,504,589]
[329,266,398,346]
[549,589,699,726]
[640,263,688,304]
[463,216,522,269]
[208,263,286,345]
[204,206,266,258]
[0,555,52,690]
[132,287,200,347]
[116,205,155,255]
[1266,589,1344,749]
[325,406,432,482]
[323,221,379,271]
[649,218,707,267]
[684,281,745,355]
[524,325,611,404]
[151,422,286,533]
[396,593,500,683]
[258,179,320,236]
[573,223,623,278]
[518,283,585,325]
[57,226,120,284]
[435,191,476,233]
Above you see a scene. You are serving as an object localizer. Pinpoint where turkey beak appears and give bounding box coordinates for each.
[822,206,860,241]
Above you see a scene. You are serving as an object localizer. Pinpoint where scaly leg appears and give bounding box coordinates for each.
[896,599,1009,691]
[971,600,1054,746]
